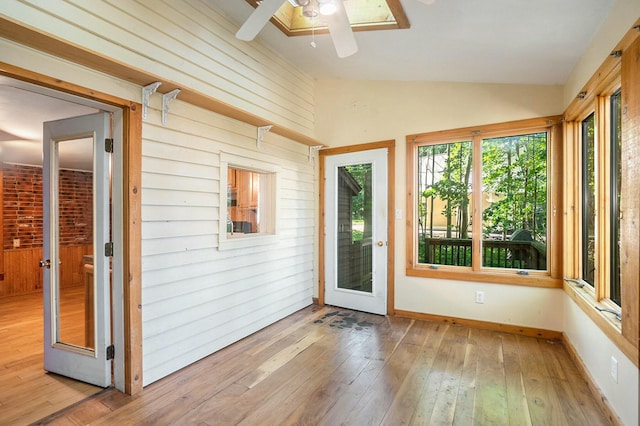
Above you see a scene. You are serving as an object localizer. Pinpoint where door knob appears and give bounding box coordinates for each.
[377,241,384,246]
[39,259,51,269]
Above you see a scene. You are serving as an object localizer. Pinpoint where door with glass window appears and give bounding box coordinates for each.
[41,112,112,387]
[324,149,388,315]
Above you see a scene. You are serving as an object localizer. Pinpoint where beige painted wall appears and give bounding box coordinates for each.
[314,79,565,331]
[315,80,563,147]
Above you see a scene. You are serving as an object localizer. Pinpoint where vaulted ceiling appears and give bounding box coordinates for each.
[208,0,617,85]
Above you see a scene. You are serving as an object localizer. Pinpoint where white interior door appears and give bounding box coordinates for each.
[324,149,388,315]
[42,112,112,387]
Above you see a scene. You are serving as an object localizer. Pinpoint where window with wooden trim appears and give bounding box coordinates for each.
[227,167,263,235]
[562,23,639,363]
[581,112,596,287]
[576,90,623,308]
[406,116,562,286]
[609,90,622,306]
[218,152,278,250]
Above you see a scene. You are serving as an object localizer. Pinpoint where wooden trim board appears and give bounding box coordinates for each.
[394,309,563,341]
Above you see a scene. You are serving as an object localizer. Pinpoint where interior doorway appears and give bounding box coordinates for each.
[0,75,119,423]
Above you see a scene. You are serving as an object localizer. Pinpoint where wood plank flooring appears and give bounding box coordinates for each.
[0,290,102,426]
[36,305,611,425]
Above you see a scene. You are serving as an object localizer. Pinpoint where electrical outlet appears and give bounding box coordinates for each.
[475,291,485,304]
[13,239,20,248]
[610,356,618,383]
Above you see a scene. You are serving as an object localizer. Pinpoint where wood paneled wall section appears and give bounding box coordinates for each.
[0,245,91,298]
[621,34,640,348]
[3,248,43,297]
[0,169,3,281]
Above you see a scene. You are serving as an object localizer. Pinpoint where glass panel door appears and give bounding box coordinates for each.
[324,149,388,315]
[43,112,111,387]
[55,137,95,349]
[336,163,373,293]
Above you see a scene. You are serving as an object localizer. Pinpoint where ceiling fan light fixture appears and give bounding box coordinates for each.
[302,3,319,18]
[318,0,338,16]
[288,0,310,6]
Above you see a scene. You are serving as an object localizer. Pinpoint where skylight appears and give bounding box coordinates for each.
[243,0,409,36]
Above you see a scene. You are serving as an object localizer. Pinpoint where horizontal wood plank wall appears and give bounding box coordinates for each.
[1,245,91,298]
[140,97,314,385]
[0,0,315,137]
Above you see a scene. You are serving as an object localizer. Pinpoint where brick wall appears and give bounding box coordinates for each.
[2,164,93,250]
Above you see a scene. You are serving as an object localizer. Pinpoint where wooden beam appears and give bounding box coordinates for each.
[123,100,144,395]
[621,33,640,350]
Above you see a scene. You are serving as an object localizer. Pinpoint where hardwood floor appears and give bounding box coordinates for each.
[36,305,611,425]
[0,290,102,426]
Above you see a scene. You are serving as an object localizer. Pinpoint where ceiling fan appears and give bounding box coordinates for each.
[236,0,358,58]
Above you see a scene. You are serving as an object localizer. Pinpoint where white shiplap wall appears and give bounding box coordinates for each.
[0,0,315,136]
[1,0,317,386]
[141,97,314,385]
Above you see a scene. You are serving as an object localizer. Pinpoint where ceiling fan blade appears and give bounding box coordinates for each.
[236,0,285,41]
[326,1,358,58]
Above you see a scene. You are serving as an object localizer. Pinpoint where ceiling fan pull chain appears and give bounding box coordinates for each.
[310,4,317,48]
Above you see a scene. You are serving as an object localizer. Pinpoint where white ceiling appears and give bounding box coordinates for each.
[208,0,617,85]
[0,77,97,169]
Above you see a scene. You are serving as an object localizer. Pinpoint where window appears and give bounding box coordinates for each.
[407,116,561,286]
[218,153,278,250]
[610,90,621,306]
[227,167,263,234]
[581,113,596,287]
[482,133,548,271]
[417,141,473,266]
[576,91,622,307]
[562,26,638,370]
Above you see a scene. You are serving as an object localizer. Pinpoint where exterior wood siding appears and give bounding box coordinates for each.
[140,98,314,385]
[0,0,315,136]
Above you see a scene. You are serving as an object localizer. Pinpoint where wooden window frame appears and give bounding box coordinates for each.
[562,21,640,365]
[218,152,279,251]
[406,116,564,288]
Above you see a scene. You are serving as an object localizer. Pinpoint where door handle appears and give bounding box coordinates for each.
[377,241,384,246]
[39,259,51,269]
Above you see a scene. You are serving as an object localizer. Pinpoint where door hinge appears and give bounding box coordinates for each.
[105,242,114,257]
[106,344,115,360]
[105,138,114,153]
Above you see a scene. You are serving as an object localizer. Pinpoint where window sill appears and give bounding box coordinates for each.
[218,233,278,251]
[563,280,637,367]
[406,265,562,288]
